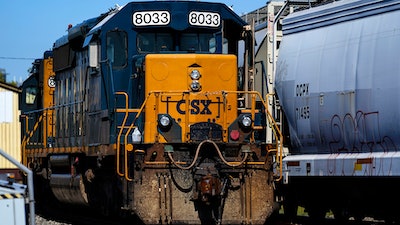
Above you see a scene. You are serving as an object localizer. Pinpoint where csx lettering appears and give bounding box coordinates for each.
[177,99,212,115]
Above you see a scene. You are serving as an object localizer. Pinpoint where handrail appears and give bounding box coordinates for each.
[21,113,45,165]
[223,91,284,181]
[114,92,129,177]
[0,149,36,225]
[114,90,284,181]
[115,91,152,181]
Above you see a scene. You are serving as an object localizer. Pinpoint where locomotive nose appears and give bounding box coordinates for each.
[143,54,238,144]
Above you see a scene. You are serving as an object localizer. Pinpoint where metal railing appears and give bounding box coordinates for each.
[114,90,284,181]
[0,149,35,225]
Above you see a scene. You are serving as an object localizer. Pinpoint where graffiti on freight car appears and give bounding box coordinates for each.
[322,110,396,153]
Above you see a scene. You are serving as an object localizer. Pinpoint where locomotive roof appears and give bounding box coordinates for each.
[54,1,247,49]
[282,0,400,35]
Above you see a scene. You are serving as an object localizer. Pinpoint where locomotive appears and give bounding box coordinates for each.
[19,1,283,224]
[276,0,400,222]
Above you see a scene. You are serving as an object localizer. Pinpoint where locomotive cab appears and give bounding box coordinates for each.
[20,51,55,159]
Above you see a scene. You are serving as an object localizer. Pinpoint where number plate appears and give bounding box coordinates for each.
[133,11,170,26]
[189,11,221,27]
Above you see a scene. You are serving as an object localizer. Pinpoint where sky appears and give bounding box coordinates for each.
[0,0,267,85]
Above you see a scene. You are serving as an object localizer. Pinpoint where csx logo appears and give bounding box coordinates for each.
[176,99,212,115]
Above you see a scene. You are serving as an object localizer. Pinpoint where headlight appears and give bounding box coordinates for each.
[239,115,252,128]
[159,115,171,128]
[190,80,201,92]
[190,69,201,80]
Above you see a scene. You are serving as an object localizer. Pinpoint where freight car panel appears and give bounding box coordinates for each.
[276,0,400,221]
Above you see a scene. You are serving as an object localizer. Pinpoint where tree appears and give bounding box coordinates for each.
[0,68,18,87]
[0,68,6,82]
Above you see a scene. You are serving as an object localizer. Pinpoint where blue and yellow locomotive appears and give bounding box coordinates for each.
[20,1,282,224]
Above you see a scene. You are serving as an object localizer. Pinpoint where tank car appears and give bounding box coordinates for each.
[19,1,283,224]
[275,0,400,222]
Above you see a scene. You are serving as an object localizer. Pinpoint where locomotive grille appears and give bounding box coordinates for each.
[190,122,222,141]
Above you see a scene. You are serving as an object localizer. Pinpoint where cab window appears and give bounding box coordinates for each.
[137,32,226,53]
[137,33,173,53]
[208,37,228,54]
[25,86,38,104]
[106,31,127,68]
[180,33,213,52]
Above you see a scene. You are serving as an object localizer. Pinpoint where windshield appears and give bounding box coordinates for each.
[137,32,227,54]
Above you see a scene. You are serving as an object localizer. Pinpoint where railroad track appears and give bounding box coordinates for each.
[35,211,388,225]
[35,200,388,225]
[35,201,143,225]
[268,214,388,225]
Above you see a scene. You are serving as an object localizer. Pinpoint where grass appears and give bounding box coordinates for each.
[278,206,335,218]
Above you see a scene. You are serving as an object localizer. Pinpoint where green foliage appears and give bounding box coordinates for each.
[0,68,5,82]
[0,68,18,87]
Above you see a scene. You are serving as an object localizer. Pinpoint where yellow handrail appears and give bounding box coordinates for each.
[21,112,45,165]
[115,91,153,181]
[224,91,283,181]
[114,92,129,177]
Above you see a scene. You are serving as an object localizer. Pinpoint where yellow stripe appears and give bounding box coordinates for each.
[4,193,12,199]
[0,193,23,199]
[14,193,22,198]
